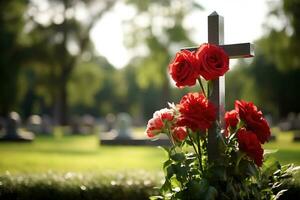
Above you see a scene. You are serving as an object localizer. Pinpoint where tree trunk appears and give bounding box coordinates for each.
[53,70,69,125]
[161,74,171,105]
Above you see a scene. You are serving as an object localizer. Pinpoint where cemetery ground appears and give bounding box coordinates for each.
[0,127,300,199]
[0,127,299,173]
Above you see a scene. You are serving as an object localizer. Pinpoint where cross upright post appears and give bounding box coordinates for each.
[207,11,225,163]
[181,11,254,163]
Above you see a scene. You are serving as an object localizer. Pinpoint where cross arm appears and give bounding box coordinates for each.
[181,42,254,59]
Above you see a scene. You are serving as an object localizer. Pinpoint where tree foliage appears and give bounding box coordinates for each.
[0,0,28,117]
[262,0,300,70]
[23,0,116,124]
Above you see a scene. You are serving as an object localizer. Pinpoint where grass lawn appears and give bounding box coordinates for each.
[0,128,299,174]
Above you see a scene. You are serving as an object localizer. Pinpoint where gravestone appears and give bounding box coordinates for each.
[0,112,34,142]
[40,115,53,135]
[0,116,5,133]
[265,114,276,141]
[100,112,170,146]
[70,115,83,134]
[182,11,254,162]
[115,113,133,139]
[82,114,95,134]
[293,113,300,141]
[294,113,300,130]
[27,115,42,134]
[278,112,300,133]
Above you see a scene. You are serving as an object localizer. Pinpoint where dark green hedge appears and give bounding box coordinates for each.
[0,171,161,200]
[0,171,299,200]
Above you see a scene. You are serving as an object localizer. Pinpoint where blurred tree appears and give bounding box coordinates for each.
[263,0,300,70]
[68,60,103,107]
[0,0,28,117]
[123,0,202,119]
[226,49,300,119]
[68,56,116,116]
[25,0,116,125]
[226,60,258,111]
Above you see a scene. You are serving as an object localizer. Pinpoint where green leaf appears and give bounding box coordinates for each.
[262,156,281,177]
[185,139,194,146]
[166,165,175,179]
[161,180,171,194]
[264,149,278,157]
[212,166,227,181]
[170,176,181,189]
[163,159,172,169]
[205,186,218,200]
[170,152,185,162]
[149,196,164,200]
[274,189,288,200]
[158,146,170,155]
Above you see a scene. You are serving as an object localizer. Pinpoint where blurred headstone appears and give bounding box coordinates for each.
[293,130,300,142]
[100,113,170,146]
[265,115,276,141]
[278,112,296,131]
[293,113,300,142]
[82,114,95,134]
[41,115,53,134]
[0,111,34,142]
[288,112,297,130]
[27,115,42,134]
[294,113,300,130]
[70,115,83,134]
[278,121,291,132]
[0,116,5,133]
[115,113,132,139]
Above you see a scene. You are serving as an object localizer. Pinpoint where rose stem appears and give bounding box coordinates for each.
[196,132,203,172]
[188,130,202,172]
[207,81,210,97]
[167,127,176,147]
[197,78,206,97]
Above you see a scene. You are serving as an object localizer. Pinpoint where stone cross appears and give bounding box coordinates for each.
[182,11,254,162]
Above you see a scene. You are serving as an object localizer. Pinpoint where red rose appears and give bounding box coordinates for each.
[160,111,174,121]
[146,108,174,138]
[224,110,239,137]
[196,43,229,80]
[177,92,216,132]
[172,127,188,142]
[169,50,200,88]
[235,100,271,144]
[146,117,164,138]
[225,110,239,128]
[237,128,264,167]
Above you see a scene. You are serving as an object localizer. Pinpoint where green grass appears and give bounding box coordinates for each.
[264,129,300,166]
[0,128,299,174]
[0,134,167,174]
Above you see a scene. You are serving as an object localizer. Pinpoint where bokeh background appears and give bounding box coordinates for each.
[0,0,300,189]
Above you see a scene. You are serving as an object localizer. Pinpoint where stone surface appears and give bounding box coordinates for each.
[114,113,133,139]
[0,112,34,142]
[27,115,42,134]
[40,115,53,134]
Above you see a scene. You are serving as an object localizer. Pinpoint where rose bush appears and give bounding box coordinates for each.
[147,43,297,200]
